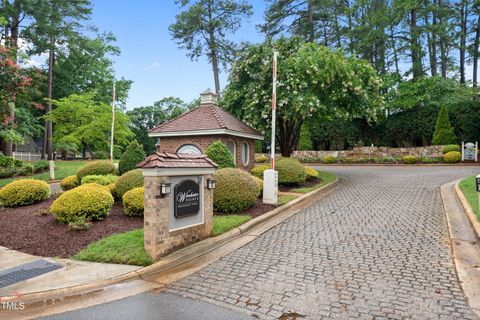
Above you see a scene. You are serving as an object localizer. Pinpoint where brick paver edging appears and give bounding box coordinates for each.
[1,178,339,306]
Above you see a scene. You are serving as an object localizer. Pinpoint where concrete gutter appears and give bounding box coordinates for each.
[1,178,339,315]
[441,180,480,318]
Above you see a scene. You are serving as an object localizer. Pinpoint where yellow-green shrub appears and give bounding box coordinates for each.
[50,184,114,223]
[214,168,260,213]
[444,151,461,163]
[0,179,50,207]
[123,187,144,217]
[276,158,306,185]
[81,174,118,186]
[251,164,269,179]
[114,169,144,199]
[304,166,319,179]
[61,175,78,191]
[106,183,116,196]
[255,155,268,163]
[252,176,263,195]
[442,144,460,154]
[76,160,116,182]
[402,155,417,164]
[323,155,336,164]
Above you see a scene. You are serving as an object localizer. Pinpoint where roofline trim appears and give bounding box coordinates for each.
[148,128,264,141]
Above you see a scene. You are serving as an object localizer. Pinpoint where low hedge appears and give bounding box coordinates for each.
[0,179,50,207]
[214,168,260,213]
[123,187,144,217]
[276,158,306,185]
[304,166,319,179]
[81,174,118,186]
[402,155,417,164]
[252,176,263,195]
[251,164,269,179]
[76,160,116,183]
[442,144,460,154]
[61,175,79,191]
[114,169,144,199]
[50,184,114,223]
[444,151,461,163]
[323,155,336,164]
[255,155,268,163]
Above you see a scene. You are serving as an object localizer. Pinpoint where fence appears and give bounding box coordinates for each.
[12,151,43,161]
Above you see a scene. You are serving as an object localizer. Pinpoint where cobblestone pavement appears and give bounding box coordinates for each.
[169,166,480,319]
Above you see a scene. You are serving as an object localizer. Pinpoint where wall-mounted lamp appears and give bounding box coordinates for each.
[160,183,171,197]
[207,179,216,190]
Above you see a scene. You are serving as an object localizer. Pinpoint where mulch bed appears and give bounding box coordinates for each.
[0,197,143,258]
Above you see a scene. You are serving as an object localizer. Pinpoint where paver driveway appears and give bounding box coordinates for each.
[169,166,480,319]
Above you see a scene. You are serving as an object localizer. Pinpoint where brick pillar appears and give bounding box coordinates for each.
[144,175,170,260]
[204,174,214,236]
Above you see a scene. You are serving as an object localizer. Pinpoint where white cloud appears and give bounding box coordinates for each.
[143,62,161,70]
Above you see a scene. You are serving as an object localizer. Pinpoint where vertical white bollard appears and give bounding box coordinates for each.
[49,160,55,180]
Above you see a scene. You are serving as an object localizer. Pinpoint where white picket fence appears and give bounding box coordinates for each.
[12,151,43,161]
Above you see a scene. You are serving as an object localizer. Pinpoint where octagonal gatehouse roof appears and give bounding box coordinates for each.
[148,89,263,141]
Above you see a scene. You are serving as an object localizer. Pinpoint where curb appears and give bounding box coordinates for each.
[2,178,339,305]
[454,182,480,238]
[303,163,480,167]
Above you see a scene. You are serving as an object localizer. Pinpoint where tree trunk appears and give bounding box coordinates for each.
[438,0,448,78]
[390,26,400,74]
[307,0,314,42]
[473,6,480,87]
[46,35,55,160]
[410,9,423,78]
[431,2,438,76]
[206,3,220,94]
[459,0,468,84]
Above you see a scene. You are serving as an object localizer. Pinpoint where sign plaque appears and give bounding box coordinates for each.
[174,179,200,218]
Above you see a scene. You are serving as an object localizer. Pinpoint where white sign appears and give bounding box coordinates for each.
[462,141,478,162]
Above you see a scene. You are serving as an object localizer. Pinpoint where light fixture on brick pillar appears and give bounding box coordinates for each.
[160,183,171,197]
[207,178,216,189]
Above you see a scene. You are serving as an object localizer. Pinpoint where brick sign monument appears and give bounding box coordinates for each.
[138,152,218,260]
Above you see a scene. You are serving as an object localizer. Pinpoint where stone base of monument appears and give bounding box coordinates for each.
[138,152,218,261]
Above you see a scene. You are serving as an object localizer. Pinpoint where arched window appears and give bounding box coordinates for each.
[241,142,249,166]
[177,144,202,155]
[226,140,236,164]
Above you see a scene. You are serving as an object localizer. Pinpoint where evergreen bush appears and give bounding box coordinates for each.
[118,141,146,175]
[214,168,260,213]
[205,140,235,169]
[298,124,313,150]
[432,105,457,145]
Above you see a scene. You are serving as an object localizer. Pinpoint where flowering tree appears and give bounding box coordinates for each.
[0,46,32,147]
[222,37,385,156]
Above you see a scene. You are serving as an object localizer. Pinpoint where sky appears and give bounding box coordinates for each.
[88,0,267,110]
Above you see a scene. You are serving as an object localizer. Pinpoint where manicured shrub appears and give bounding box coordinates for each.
[0,167,16,178]
[432,105,457,145]
[276,158,306,186]
[252,176,263,195]
[76,160,116,183]
[304,166,319,179]
[61,175,79,191]
[81,174,118,186]
[50,184,114,223]
[18,163,34,175]
[255,154,268,163]
[33,160,49,173]
[122,187,144,217]
[402,155,417,164]
[214,168,260,213]
[420,157,442,164]
[251,164,269,179]
[442,144,460,154]
[0,179,50,207]
[443,151,461,163]
[205,140,235,169]
[323,155,336,164]
[0,155,22,168]
[298,124,313,150]
[114,169,144,199]
[106,183,116,196]
[118,141,146,175]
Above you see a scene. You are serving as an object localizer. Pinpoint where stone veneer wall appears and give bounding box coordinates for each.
[157,135,256,171]
[144,174,214,260]
[291,146,445,160]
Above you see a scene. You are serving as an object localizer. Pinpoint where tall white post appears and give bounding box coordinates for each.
[263,50,279,205]
[462,141,465,161]
[110,82,116,162]
[476,141,478,162]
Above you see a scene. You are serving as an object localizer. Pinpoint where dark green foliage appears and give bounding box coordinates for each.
[432,106,457,145]
[205,141,235,169]
[118,141,146,175]
[0,156,22,168]
[114,169,144,199]
[33,160,49,173]
[255,140,263,153]
[442,145,460,153]
[276,158,306,185]
[298,124,313,151]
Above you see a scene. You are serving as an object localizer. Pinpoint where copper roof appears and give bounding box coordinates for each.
[148,104,263,138]
[137,152,218,169]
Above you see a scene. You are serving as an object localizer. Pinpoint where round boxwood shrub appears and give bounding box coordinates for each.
[114,169,144,199]
[251,164,269,179]
[106,183,116,196]
[442,144,460,154]
[205,140,234,169]
[123,187,144,217]
[323,155,336,164]
[81,174,118,186]
[214,168,260,213]
[61,175,79,191]
[304,166,319,180]
[276,158,306,186]
[50,184,114,223]
[76,160,116,183]
[0,179,50,207]
[118,140,146,175]
[252,176,263,195]
[255,155,268,163]
[402,155,417,164]
[443,151,461,163]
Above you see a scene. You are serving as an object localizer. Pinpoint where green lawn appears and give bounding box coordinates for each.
[213,215,252,236]
[459,176,479,217]
[278,194,298,205]
[0,160,89,187]
[290,171,337,194]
